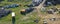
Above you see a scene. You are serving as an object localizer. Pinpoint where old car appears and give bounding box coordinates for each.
[20,7,35,15]
[0,8,11,18]
[3,4,19,8]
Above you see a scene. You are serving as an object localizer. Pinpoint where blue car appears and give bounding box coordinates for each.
[3,4,19,8]
[20,7,35,15]
[0,9,11,18]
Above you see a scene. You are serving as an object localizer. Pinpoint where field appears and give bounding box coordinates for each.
[0,0,41,24]
[0,0,60,24]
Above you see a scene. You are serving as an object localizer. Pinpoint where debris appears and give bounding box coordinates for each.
[43,20,47,24]
[20,9,26,15]
[34,19,39,23]
[41,7,46,12]
[47,7,58,14]
[47,9,54,14]
[12,12,15,17]
[58,9,60,13]
[50,17,56,21]
[51,8,58,12]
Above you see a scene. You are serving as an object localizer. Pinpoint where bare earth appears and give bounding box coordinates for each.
[34,0,60,24]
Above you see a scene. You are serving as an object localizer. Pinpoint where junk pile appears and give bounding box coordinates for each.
[40,7,46,12]
[47,7,58,14]
[43,20,47,24]
[34,19,39,23]
[58,9,60,13]
[0,8,11,18]
[50,17,56,21]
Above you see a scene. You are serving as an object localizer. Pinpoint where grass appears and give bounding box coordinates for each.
[0,0,41,24]
[0,0,60,24]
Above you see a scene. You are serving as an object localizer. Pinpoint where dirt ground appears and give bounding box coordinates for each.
[34,0,60,24]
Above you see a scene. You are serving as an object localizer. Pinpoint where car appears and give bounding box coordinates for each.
[20,7,35,15]
[0,0,4,2]
[58,9,60,13]
[26,0,43,7]
[3,4,19,8]
[34,19,39,23]
[0,9,11,18]
[8,0,14,2]
[27,3,40,7]
[44,0,60,6]
[47,7,58,14]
